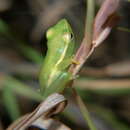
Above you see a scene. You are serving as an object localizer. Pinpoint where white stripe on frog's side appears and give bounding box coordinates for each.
[47,35,69,86]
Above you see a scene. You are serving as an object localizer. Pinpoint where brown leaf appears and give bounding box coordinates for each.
[93,0,120,46]
[7,93,67,130]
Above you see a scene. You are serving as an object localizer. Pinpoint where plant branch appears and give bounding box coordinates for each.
[69,0,95,76]
[72,88,97,130]
[68,0,120,129]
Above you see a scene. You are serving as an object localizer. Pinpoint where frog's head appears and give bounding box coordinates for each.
[46,19,74,43]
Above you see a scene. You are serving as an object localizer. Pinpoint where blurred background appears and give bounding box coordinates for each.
[0,0,130,129]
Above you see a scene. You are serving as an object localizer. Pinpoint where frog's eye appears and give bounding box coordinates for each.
[70,33,74,39]
[63,33,73,42]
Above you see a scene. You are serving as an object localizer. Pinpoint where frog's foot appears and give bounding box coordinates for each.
[70,75,79,80]
[72,59,80,65]
[73,75,79,79]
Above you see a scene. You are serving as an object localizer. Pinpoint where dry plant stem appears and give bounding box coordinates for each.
[69,0,120,76]
[69,0,96,129]
[80,60,130,77]
[8,93,67,130]
[69,37,92,76]
[69,0,95,75]
[72,88,97,130]
[69,0,120,129]
[75,79,130,90]
[92,0,120,42]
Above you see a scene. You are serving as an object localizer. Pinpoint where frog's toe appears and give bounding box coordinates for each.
[72,59,80,65]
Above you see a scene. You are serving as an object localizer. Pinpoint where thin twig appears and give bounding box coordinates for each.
[72,88,97,130]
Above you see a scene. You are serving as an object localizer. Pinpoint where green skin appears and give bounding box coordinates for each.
[39,19,75,98]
